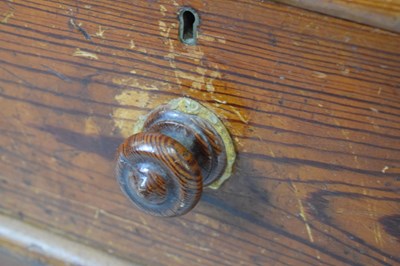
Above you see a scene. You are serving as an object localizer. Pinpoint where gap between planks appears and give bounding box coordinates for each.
[0,214,139,266]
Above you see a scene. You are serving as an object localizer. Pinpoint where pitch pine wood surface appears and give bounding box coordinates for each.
[0,0,399,265]
[274,0,400,33]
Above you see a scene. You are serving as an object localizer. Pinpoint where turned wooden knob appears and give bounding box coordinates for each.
[116,99,234,217]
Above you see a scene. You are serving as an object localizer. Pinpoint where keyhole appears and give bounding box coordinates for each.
[179,8,199,45]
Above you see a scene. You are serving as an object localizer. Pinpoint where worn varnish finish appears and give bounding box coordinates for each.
[0,0,399,265]
[274,0,400,33]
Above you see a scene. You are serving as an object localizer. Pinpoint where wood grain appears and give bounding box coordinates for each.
[117,132,203,217]
[0,248,44,266]
[0,214,133,266]
[274,0,400,33]
[0,0,399,265]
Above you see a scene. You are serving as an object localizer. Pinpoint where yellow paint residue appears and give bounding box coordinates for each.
[198,35,226,44]
[1,12,14,24]
[198,35,216,42]
[166,253,183,263]
[292,183,321,260]
[95,26,107,39]
[297,197,314,243]
[113,90,150,138]
[158,7,226,96]
[115,90,149,108]
[160,5,167,16]
[175,70,204,90]
[112,76,172,137]
[312,71,327,78]
[129,40,136,49]
[84,117,100,135]
[229,106,249,124]
[159,21,170,38]
[175,67,221,92]
[381,166,389,173]
[372,203,384,248]
[196,67,207,75]
[113,109,137,138]
[112,77,160,91]
[178,49,205,63]
[207,70,222,92]
[72,49,98,60]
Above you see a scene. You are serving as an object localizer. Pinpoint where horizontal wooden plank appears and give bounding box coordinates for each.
[0,214,134,266]
[274,0,400,32]
[0,0,399,265]
[0,248,41,266]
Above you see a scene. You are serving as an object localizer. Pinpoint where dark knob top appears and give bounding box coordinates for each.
[115,99,231,217]
[116,132,202,217]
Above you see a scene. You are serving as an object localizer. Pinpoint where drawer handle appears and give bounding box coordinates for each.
[116,98,235,217]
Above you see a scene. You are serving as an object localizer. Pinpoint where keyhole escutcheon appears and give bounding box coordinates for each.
[179,7,199,45]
